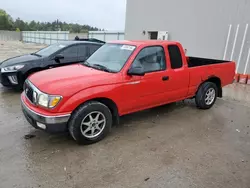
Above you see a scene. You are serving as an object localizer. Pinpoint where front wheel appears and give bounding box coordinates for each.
[195,82,218,109]
[68,101,112,145]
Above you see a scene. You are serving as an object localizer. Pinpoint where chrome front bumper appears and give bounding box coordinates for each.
[21,97,71,125]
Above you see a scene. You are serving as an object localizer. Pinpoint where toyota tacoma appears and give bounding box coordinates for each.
[21,40,235,144]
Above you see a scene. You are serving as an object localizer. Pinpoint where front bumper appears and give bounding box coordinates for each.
[0,71,23,88]
[21,96,71,133]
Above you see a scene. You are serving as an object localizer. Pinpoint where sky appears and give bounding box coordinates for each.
[1,0,127,30]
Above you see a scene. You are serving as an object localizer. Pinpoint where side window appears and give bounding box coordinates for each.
[132,46,166,73]
[77,45,87,58]
[61,46,78,57]
[89,44,101,55]
[168,45,183,69]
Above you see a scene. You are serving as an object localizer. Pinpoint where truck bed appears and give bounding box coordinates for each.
[187,57,230,68]
[187,57,235,97]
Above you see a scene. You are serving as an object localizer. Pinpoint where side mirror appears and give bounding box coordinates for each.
[127,66,145,76]
[156,56,162,62]
[54,54,64,61]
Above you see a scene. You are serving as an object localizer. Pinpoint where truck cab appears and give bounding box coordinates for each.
[120,41,191,113]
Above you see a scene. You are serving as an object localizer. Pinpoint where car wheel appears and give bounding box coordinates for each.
[195,82,218,109]
[15,81,25,91]
[68,101,112,145]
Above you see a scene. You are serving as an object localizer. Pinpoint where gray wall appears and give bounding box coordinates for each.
[22,31,69,45]
[0,31,22,41]
[125,0,250,74]
[22,31,88,44]
[89,31,124,42]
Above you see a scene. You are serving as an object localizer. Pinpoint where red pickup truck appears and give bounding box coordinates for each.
[21,40,235,144]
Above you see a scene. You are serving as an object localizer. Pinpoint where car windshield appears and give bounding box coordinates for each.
[35,43,67,57]
[85,43,136,72]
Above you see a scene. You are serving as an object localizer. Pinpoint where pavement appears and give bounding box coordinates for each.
[0,41,250,188]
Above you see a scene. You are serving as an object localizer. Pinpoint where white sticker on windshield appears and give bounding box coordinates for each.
[121,45,135,51]
[59,45,66,48]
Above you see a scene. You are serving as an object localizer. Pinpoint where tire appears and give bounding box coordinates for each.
[68,101,112,145]
[195,82,218,109]
[15,81,25,91]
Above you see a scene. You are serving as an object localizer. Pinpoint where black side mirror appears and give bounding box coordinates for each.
[127,66,145,76]
[54,54,64,62]
[156,56,162,62]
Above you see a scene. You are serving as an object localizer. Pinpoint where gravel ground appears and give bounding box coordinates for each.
[0,41,249,188]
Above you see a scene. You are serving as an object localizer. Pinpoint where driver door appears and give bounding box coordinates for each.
[121,46,168,114]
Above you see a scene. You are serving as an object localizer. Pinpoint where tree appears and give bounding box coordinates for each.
[24,22,30,31]
[0,9,101,32]
[29,20,37,31]
[14,17,26,31]
[0,9,13,30]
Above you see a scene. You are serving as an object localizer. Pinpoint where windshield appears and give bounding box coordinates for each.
[85,43,136,72]
[35,43,66,57]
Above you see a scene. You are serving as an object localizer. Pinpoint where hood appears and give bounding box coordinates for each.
[0,54,42,67]
[28,64,119,96]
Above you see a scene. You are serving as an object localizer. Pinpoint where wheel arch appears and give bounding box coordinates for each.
[72,97,120,126]
[199,76,222,98]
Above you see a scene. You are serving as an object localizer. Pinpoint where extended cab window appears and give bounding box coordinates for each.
[168,45,183,69]
[132,46,166,73]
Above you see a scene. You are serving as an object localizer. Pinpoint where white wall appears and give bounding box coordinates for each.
[22,31,124,44]
[89,31,124,42]
[22,31,69,45]
[69,33,88,40]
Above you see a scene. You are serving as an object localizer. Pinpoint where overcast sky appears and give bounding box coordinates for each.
[1,0,127,30]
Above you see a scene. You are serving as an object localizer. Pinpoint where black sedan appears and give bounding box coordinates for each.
[0,40,103,90]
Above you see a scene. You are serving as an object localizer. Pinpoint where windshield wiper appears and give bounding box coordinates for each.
[31,53,42,57]
[82,62,114,73]
[93,64,114,73]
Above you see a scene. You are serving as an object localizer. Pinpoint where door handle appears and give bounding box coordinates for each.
[162,76,169,81]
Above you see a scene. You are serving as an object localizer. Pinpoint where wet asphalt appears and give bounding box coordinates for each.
[0,42,250,188]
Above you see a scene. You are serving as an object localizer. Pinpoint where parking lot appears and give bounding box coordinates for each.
[0,41,250,188]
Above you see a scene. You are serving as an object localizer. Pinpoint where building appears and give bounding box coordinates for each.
[125,0,250,74]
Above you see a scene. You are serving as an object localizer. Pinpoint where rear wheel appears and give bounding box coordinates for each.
[195,82,218,109]
[68,101,112,145]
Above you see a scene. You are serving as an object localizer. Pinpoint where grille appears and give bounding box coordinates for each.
[24,81,34,104]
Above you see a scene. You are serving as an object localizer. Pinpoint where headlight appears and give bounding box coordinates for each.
[1,64,25,73]
[38,93,62,108]
[38,93,49,107]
